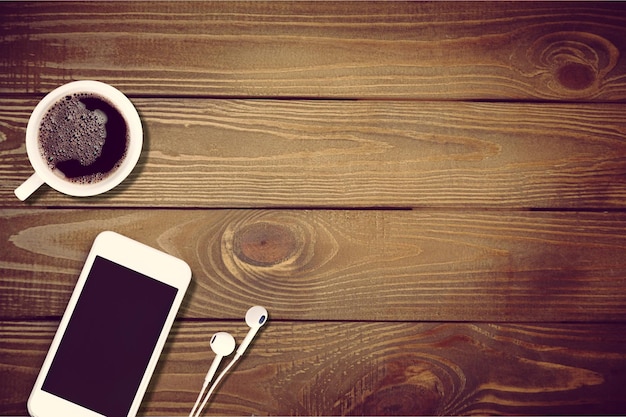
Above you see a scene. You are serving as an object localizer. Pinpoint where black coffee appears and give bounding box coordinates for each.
[39,93,129,184]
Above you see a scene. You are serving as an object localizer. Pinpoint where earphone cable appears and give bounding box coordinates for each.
[189,379,209,417]
[194,354,240,417]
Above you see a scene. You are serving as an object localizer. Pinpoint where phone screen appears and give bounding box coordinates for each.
[41,255,179,416]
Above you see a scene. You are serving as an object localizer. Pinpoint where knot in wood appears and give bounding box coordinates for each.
[556,62,595,90]
[346,358,445,415]
[233,222,298,267]
[527,31,618,98]
[357,384,441,416]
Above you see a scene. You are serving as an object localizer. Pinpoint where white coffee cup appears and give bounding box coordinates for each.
[14,80,143,201]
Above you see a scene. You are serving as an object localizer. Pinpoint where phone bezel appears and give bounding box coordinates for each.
[28,231,192,417]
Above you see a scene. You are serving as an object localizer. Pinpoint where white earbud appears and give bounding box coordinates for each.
[236,306,268,358]
[206,332,235,381]
[191,306,268,417]
[189,332,235,417]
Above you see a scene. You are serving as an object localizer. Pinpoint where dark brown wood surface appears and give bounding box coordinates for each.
[2,208,626,323]
[1,2,626,415]
[2,2,626,100]
[2,321,625,416]
[2,99,626,209]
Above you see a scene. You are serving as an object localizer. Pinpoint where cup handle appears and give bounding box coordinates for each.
[15,173,45,201]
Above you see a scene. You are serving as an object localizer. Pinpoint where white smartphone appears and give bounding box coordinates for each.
[28,231,192,417]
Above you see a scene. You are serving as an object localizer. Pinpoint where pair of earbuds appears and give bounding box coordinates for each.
[189,306,268,417]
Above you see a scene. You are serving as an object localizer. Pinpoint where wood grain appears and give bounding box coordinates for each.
[2,3,626,415]
[1,320,625,415]
[1,2,626,100]
[2,209,626,323]
[3,99,626,209]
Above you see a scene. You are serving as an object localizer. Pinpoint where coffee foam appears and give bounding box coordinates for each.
[38,93,128,184]
[40,94,107,170]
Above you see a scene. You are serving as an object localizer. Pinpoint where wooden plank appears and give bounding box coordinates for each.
[1,320,625,415]
[1,2,626,100]
[2,208,626,322]
[3,99,626,208]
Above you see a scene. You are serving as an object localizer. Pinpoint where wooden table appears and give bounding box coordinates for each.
[2,2,626,415]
